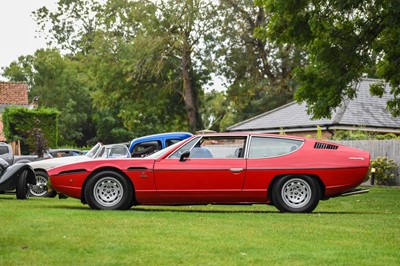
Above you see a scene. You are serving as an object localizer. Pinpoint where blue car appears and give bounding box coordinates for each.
[129,132,192,157]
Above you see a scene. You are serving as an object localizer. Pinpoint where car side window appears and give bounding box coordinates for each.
[190,137,246,159]
[132,141,162,157]
[0,146,9,155]
[248,137,303,158]
[166,139,183,147]
[103,145,130,158]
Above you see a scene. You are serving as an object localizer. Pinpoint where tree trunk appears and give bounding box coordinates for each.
[181,45,199,133]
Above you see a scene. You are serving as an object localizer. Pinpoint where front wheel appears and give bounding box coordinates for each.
[16,170,30,200]
[272,175,321,213]
[84,170,133,210]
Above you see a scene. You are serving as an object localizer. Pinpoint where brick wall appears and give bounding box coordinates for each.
[0,82,29,105]
[0,82,29,141]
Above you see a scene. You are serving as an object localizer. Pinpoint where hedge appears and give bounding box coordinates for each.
[2,107,59,154]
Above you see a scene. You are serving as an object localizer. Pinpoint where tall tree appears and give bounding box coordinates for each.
[215,0,304,123]
[85,0,189,135]
[261,0,400,118]
[33,0,102,55]
[137,0,218,132]
[35,0,218,133]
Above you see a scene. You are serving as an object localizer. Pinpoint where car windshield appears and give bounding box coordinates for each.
[96,145,130,158]
[85,143,102,158]
[146,140,186,159]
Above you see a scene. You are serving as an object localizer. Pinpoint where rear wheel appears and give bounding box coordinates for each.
[84,170,133,210]
[272,175,320,213]
[16,170,30,200]
[29,170,57,197]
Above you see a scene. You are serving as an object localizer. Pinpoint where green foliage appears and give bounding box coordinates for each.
[332,130,400,140]
[92,110,135,145]
[3,49,96,146]
[1,55,35,83]
[332,130,371,140]
[2,107,58,154]
[26,128,49,157]
[217,1,302,123]
[200,90,229,132]
[34,0,217,133]
[370,157,398,186]
[374,133,400,140]
[33,0,103,54]
[316,125,322,140]
[2,0,311,145]
[261,0,400,118]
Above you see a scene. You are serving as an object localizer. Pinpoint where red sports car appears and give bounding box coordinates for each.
[48,133,370,213]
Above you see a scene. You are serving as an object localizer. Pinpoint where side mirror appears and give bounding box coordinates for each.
[179,150,190,162]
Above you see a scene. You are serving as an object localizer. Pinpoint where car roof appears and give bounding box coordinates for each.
[0,142,11,146]
[130,132,193,144]
[192,132,305,140]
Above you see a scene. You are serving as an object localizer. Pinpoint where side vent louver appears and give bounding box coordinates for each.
[314,142,338,150]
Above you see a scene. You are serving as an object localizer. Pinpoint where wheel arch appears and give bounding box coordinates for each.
[16,159,32,164]
[80,166,136,205]
[267,173,325,202]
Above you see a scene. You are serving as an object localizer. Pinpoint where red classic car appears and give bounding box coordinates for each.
[48,133,370,213]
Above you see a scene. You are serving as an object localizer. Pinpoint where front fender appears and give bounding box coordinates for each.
[0,164,36,191]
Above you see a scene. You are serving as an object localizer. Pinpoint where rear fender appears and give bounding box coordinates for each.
[267,174,326,202]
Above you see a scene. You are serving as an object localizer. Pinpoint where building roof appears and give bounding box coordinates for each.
[227,78,400,133]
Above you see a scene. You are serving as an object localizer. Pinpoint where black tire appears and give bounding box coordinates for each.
[84,170,133,210]
[16,170,30,200]
[272,175,320,213]
[29,170,57,198]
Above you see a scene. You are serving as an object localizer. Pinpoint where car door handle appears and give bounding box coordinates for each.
[230,168,243,173]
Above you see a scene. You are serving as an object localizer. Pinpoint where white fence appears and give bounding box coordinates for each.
[334,140,400,185]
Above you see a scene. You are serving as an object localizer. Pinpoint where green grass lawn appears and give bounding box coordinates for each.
[1,187,399,265]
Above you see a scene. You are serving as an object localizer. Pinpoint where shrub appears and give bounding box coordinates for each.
[370,157,398,186]
[331,130,400,140]
[2,107,59,154]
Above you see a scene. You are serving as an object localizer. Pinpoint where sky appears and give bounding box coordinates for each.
[0,0,57,81]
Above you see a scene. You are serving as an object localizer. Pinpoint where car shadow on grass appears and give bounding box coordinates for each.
[132,206,279,214]
[45,204,278,213]
[39,204,385,214]
[12,197,384,215]
[130,207,384,215]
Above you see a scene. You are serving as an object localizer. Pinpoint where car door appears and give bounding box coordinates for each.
[153,136,247,204]
[243,136,305,201]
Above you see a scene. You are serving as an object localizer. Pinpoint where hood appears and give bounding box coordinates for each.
[28,155,92,170]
